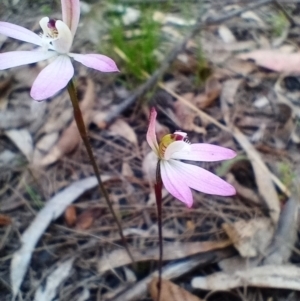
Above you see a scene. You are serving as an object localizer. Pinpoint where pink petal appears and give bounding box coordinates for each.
[146,107,159,154]
[69,53,119,72]
[170,143,236,162]
[238,50,300,74]
[61,0,80,37]
[0,51,57,70]
[169,160,236,196]
[30,55,74,101]
[160,160,194,207]
[0,21,42,46]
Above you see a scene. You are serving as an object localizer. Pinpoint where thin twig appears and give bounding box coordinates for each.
[67,80,136,269]
[105,0,273,126]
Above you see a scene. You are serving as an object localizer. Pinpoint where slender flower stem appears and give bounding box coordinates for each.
[154,160,163,301]
[67,79,135,267]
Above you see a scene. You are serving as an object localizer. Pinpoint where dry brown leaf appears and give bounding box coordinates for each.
[98,240,231,273]
[196,76,222,109]
[215,58,256,78]
[91,111,107,129]
[222,218,274,258]
[220,79,242,105]
[174,100,206,134]
[264,195,299,265]
[109,119,137,144]
[38,78,95,166]
[0,214,12,226]
[238,50,300,74]
[218,25,236,44]
[233,127,281,223]
[218,256,260,274]
[149,278,203,301]
[64,205,77,227]
[75,208,102,230]
[122,162,134,177]
[5,129,33,162]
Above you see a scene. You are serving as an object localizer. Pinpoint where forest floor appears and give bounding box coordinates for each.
[1,0,300,300]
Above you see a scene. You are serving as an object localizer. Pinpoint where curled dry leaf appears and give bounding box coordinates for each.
[220,79,242,105]
[75,208,103,230]
[108,119,137,145]
[218,25,236,44]
[64,205,77,227]
[196,76,222,109]
[38,78,95,166]
[149,278,203,301]
[173,100,206,134]
[5,129,33,162]
[122,161,134,177]
[0,214,12,226]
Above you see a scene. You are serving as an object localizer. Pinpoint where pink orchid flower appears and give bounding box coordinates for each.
[0,0,118,101]
[147,108,236,208]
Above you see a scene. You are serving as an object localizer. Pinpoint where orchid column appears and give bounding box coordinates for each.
[0,0,134,265]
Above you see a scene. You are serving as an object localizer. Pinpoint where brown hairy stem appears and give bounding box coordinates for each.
[67,80,136,268]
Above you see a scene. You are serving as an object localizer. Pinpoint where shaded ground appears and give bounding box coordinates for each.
[1,0,300,300]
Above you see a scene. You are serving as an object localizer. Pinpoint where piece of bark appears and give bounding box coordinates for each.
[149,278,203,301]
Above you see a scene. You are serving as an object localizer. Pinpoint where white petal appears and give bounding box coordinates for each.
[0,50,57,70]
[52,20,73,53]
[0,21,42,46]
[160,160,194,207]
[164,141,190,160]
[39,17,50,36]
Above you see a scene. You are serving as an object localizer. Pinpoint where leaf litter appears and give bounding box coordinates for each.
[1,1,300,301]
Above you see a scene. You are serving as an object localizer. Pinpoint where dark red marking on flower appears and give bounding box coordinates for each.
[175,134,184,141]
[47,19,57,29]
[170,133,185,141]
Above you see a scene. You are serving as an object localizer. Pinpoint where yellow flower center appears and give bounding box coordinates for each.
[158,133,186,159]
